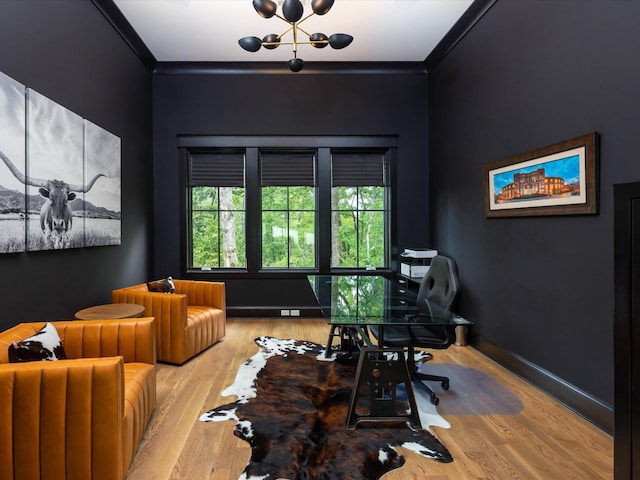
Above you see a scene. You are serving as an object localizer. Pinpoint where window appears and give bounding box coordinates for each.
[180,137,396,274]
[261,151,316,268]
[331,151,388,268]
[188,151,246,268]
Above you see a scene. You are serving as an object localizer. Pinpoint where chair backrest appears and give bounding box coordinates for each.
[416,255,460,312]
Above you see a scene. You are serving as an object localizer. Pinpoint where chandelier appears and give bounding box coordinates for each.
[239,0,354,72]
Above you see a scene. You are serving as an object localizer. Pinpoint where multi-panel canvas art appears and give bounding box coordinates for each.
[0,70,121,252]
[84,120,121,247]
[0,71,26,253]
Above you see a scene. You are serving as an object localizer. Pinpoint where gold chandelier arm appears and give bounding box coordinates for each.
[278,25,294,38]
[296,25,313,37]
[296,12,316,27]
[292,20,298,54]
[263,41,294,46]
[290,40,329,46]
[273,12,289,23]
[261,40,328,47]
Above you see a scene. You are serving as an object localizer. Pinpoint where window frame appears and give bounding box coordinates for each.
[179,135,397,278]
[260,148,318,269]
[330,149,391,270]
[185,148,247,270]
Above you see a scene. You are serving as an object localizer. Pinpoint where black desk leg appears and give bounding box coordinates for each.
[346,347,422,430]
[325,325,359,359]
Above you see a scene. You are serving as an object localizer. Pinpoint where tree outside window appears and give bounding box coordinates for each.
[262,186,315,268]
[188,151,246,269]
[183,142,392,274]
[331,151,388,269]
[261,151,316,269]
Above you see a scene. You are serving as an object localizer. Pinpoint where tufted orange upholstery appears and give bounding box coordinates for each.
[0,318,156,480]
[112,279,225,364]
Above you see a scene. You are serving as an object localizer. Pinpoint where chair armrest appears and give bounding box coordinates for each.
[53,318,156,364]
[113,287,188,363]
[0,357,125,480]
[112,287,188,333]
[173,280,226,311]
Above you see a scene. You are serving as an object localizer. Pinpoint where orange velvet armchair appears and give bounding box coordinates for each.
[0,317,156,480]
[112,279,226,364]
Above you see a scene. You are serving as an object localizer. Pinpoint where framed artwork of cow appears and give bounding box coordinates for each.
[83,120,122,247]
[0,70,121,252]
[0,70,26,253]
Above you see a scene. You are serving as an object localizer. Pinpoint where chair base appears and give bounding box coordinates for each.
[408,348,450,405]
[412,371,450,405]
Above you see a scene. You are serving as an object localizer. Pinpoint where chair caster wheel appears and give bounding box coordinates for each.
[441,380,449,390]
[431,394,440,405]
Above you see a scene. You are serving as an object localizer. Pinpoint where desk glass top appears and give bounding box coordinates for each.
[308,275,469,327]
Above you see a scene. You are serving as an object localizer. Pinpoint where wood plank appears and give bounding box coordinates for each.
[126,318,612,480]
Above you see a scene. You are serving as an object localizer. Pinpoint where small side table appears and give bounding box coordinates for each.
[75,303,145,320]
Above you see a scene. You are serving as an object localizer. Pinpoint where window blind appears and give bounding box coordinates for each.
[261,151,315,186]
[331,151,386,187]
[189,152,245,187]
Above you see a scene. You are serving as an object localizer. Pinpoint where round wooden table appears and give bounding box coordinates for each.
[75,303,145,320]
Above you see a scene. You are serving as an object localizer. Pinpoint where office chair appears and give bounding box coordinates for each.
[370,255,461,405]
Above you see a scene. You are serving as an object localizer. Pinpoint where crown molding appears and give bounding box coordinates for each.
[424,0,497,72]
[153,61,427,75]
[91,0,157,72]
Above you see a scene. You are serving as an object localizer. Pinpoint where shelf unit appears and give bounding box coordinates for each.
[399,248,438,286]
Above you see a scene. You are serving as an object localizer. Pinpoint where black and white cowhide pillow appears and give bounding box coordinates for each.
[8,322,67,363]
[147,276,176,294]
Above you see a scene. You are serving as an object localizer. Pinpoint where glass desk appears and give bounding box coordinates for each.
[308,275,471,429]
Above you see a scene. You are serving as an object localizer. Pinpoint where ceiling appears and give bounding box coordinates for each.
[111,0,475,65]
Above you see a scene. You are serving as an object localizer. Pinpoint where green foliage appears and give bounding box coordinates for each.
[262,186,315,268]
[191,186,246,268]
[192,211,219,267]
[190,181,387,271]
[332,186,387,268]
[331,276,385,317]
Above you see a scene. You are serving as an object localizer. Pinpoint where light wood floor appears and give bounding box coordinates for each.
[126,318,613,480]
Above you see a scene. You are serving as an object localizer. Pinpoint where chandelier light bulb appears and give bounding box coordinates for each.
[262,33,281,49]
[238,36,263,52]
[288,58,304,72]
[282,0,304,22]
[311,0,334,15]
[328,33,353,49]
[309,33,329,48]
[252,0,277,18]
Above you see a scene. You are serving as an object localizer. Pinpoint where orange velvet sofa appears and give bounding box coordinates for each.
[0,317,156,480]
[112,279,226,365]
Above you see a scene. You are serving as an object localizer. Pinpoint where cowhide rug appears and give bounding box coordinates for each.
[200,337,452,480]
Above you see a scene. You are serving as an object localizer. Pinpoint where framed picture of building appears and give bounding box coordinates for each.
[484,132,598,217]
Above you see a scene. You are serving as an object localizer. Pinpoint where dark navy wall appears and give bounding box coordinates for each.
[152,71,429,308]
[429,0,640,407]
[0,0,618,427]
[0,1,153,329]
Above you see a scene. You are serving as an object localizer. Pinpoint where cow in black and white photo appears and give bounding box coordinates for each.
[0,149,105,249]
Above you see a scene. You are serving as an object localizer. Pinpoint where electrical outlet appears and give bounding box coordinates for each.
[290,309,300,316]
[280,309,290,316]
